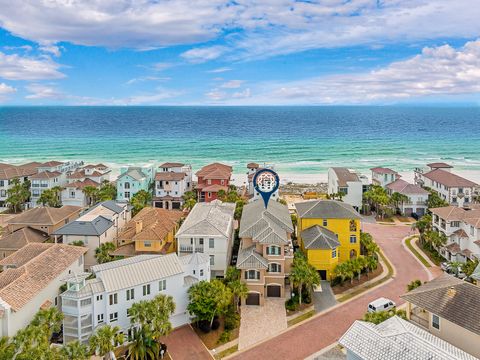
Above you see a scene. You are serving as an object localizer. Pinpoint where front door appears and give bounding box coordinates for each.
[246,292,260,305]
[267,285,281,297]
[319,270,327,280]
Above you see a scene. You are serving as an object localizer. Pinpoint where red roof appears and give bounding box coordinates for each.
[65,178,100,189]
[159,162,185,168]
[40,161,64,167]
[386,179,429,195]
[155,172,186,181]
[370,167,398,175]
[427,162,453,169]
[201,184,228,192]
[422,169,477,188]
[30,171,61,180]
[196,163,232,180]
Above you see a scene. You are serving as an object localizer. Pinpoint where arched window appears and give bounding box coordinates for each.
[350,249,357,259]
[124,182,130,189]
[350,219,357,232]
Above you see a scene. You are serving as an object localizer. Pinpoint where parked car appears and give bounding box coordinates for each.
[441,262,451,272]
[368,298,396,313]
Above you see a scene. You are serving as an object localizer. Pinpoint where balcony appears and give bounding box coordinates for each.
[179,244,204,253]
[409,306,429,329]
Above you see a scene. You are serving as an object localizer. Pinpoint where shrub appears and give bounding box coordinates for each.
[285,296,300,311]
[218,330,231,344]
[224,312,240,331]
[211,318,221,330]
[198,320,211,333]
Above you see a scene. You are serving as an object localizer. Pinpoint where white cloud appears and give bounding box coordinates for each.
[72,88,183,105]
[25,83,64,99]
[39,45,62,57]
[220,80,244,88]
[125,76,171,85]
[181,46,227,63]
[0,82,16,101]
[150,62,174,72]
[0,52,65,80]
[3,45,32,52]
[232,88,251,98]
[207,67,231,73]
[205,89,227,101]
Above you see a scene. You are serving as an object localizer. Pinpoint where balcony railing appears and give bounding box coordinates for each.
[179,245,204,253]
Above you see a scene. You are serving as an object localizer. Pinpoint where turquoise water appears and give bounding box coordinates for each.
[1,106,480,177]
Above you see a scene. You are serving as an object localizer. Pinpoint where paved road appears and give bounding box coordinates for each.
[229,223,438,360]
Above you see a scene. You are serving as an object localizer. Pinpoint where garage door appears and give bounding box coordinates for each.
[405,208,413,216]
[246,293,260,305]
[267,285,281,297]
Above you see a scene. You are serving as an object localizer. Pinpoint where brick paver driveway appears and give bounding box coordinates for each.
[162,325,212,360]
[229,224,436,360]
[238,298,287,350]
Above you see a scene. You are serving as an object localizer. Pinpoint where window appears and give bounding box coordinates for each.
[159,279,166,291]
[143,284,151,296]
[349,219,357,231]
[332,249,337,258]
[126,288,135,301]
[207,179,212,185]
[207,192,212,198]
[268,263,281,273]
[452,197,457,203]
[267,245,281,255]
[245,270,260,280]
[199,238,204,245]
[125,191,130,199]
[109,312,118,322]
[144,241,152,247]
[200,269,204,276]
[97,314,104,323]
[471,226,475,236]
[127,308,132,317]
[432,314,440,330]
[350,235,357,244]
[109,293,118,305]
[323,219,328,227]
[209,238,215,249]
[70,191,75,198]
[209,255,215,265]
[96,295,103,301]
[451,221,460,227]
[125,182,130,189]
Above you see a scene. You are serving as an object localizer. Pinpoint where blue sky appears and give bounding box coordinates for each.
[0,1,480,105]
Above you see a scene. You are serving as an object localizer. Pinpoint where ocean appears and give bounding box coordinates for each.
[1,106,480,183]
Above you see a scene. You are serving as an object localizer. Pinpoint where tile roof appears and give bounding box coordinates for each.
[236,245,269,269]
[402,273,480,336]
[91,253,184,292]
[29,170,62,179]
[430,206,480,228]
[445,242,461,254]
[0,243,87,311]
[370,167,398,174]
[200,184,229,192]
[339,315,477,360]
[301,225,340,250]
[117,207,183,243]
[295,200,361,219]
[159,162,185,168]
[155,172,186,181]
[386,179,429,195]
[427,162,453,169]
[7,206,82,226]
[64,178,100,189]
[196,163,232,180]
[177,200,235,238]
[453,229,469,238]
[40,161,64,167]
[330,167,360,186]
[247,162,259,169]
[53,216,113,236]
[422,169,477,188]
[0,163,39,180]
[0,227,49,250]
[239,200,293,245]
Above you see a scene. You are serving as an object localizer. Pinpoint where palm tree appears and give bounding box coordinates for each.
[131,190,152,215]
[61,340,89,360]
[354,257,367,281]
[5,178,31,213]
[390,192,409,214]
[31,307,63,342]
[89,325,124,359]
[0,337,14,360]
[83,185,99,206]
[95,242,117,264]
[127,328,158,360]
[183,198,197,211]
[333,263,347,285]
[289,253,310,305]
[150,294,176,340]
[365,256,378,279]
[98,181,117,201]
[228,279,248,312]
[302,262,321,299]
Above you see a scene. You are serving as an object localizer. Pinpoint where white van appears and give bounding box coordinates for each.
[367,297,396,313]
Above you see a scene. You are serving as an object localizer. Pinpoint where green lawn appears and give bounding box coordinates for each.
[287,309,315,327]
[214,345,238,359]
[405,237,431,268]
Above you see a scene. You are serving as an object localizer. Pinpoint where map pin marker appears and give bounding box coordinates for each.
[253,168,280,208]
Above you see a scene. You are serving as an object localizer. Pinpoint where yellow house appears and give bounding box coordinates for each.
[112,207,183,257]
[295,200,361,280]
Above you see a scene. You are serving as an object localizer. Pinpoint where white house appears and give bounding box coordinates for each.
[0,243,87,338]
[414,163,478,207]
[153,162,192,210]
[327,167,369,211]
[0,162,41,208]
[62,164,111,207]
[430,205,480,263]
[386,179,429,217]
[60,253,210,344]
[176,200,236,278]
[370,167,400,188]
[53,201,130,268]
[246,163,280,203]
[116,165,155,202]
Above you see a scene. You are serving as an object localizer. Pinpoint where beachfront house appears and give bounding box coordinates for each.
[61,253,210,344]
[116,165,155,202]
[236,200,294,306]
[295,200,361,281]
[402,274,480,359]
[53,201,130,268]
[152,162,192,210]
[327,167,369,211]
[370,167,400,188]
[385,179,429,217]
[247,162,280,203]
[176,200,236,278]
[339,315,477,360]
[112,207,183,257]
[0,162,41,208]
[196,163,233,202]
[430,205,480,263]
[414,163,478,207]
[0,243,87,338]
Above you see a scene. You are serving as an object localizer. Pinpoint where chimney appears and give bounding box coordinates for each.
[447,286,456,298]
[135,220,143,234]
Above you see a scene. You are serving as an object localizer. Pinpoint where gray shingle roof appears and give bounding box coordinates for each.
[301,225,340,250]
[176,200,235,238]
[87,200,125,215]
[236,245,268,269]
[295,200,360,219]
[118,167,148,181]
[401,273,480,336]
[53,216,113,236]
[339,316,477,360]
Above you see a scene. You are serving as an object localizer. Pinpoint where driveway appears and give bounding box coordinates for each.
[162,325,212,360]
[229,223,434,360]
[238,298,287,350]
[313,281,337,312]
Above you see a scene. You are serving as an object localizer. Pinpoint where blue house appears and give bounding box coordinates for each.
[116,165,154,202]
